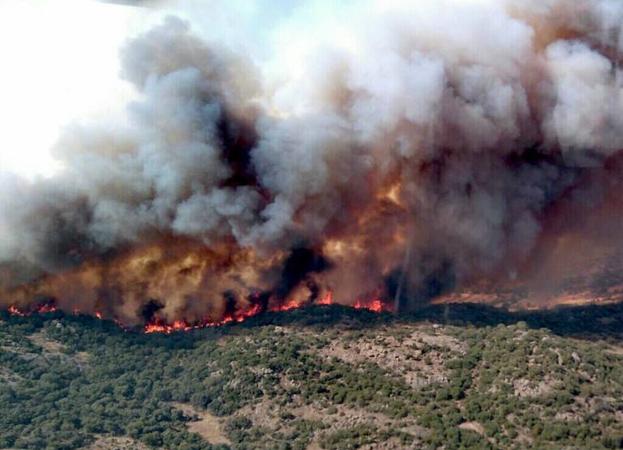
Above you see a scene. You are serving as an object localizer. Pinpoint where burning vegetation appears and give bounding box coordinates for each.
[5,291,389,334]
[2,0,623,325]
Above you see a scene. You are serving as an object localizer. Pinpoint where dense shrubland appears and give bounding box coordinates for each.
[1,303,623,449]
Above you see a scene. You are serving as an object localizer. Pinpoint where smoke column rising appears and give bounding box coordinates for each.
[1,0,623,324]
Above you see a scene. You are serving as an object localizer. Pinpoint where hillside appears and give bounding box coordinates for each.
[2,303,623,450]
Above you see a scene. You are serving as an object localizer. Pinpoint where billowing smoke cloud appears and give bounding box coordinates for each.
[1,0,623,324]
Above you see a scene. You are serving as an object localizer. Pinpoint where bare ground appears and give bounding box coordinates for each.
[171,402,231,446]
[82,436,150,450]
[318,325,463,388]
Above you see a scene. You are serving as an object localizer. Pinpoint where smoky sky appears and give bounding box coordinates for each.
[1,0,623,323]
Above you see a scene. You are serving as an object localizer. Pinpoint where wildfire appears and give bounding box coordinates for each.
[144,320,193,334]
[354,298,384,313]
[271,298,301,312]
[316,291,333,305]
[144,303,266,334]
[37,303,58,314]
[5,291,392,334]
[8,305,25,316]
[7,303,57,316]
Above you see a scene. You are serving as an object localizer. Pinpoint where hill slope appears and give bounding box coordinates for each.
[1,304,623,449]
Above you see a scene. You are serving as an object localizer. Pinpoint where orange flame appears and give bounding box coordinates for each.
[271,298,301,312]
[5,291,391,334]
[37,304,57,314]
[143,291,392,333]
[317,291,333,305]
[144,303,265,334]
[7,305,25,316]
[354,298,384,313]
[6,303,57,316]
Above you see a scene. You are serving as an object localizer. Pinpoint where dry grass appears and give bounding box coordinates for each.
[28,331,65,353]
[459,421,485,435]
[318,326,462,388]
[82,436,149,450]
[512,376,559,398]
[171,403,231,446]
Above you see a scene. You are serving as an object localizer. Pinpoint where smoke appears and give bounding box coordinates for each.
[2,0,623,323]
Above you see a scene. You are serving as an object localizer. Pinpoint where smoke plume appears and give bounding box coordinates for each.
[2,0,623,324]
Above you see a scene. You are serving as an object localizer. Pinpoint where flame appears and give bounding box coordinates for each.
[271,298,301,312]
[6,303,57,316]
[317,291,333,305]
[354,298,384,313]
[144,319,193,334]
[8,305,25,316]
[5,291,391,334]
[143,291,392,333]
[144,303,265,334]
[37,303,57,314]
[143,291,393,334]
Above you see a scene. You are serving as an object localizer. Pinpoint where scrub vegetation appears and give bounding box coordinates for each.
[1,303,623,449]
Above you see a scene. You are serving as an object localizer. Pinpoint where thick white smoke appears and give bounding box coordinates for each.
[1,0,623,322]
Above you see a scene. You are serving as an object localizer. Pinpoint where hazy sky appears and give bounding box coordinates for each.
[0,0,140,178]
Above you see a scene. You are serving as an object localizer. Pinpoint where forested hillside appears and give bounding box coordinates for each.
[2,304,623,449]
